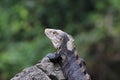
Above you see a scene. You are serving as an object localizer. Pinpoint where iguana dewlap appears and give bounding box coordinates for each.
[45,28,91,80]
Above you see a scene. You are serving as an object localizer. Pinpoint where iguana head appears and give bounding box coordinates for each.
[45,28,74,50]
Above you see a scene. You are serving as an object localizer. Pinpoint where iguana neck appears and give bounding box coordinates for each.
[57,35,78,62]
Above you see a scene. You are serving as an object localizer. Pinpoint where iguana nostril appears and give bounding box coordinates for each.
[45,29,49,34]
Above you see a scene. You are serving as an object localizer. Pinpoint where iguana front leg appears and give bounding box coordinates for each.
[46,53,62,64]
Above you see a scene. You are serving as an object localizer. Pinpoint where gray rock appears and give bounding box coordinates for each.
[11,56,65,80]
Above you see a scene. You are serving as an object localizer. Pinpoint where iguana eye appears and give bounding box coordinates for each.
[59,38,62,41]
[53,31,57,34]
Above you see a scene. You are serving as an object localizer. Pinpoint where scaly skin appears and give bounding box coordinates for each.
[45,28,91,80]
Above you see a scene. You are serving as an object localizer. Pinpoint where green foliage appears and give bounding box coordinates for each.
[0,0,120,80]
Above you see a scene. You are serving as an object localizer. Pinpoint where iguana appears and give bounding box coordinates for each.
[45,28,91,80]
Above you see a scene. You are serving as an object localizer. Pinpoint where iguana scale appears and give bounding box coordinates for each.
[45,28,91,80]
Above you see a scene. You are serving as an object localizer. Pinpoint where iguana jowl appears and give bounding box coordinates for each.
[45,28,91,80]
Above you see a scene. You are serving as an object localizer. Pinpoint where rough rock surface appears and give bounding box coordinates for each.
[11,56,65,80]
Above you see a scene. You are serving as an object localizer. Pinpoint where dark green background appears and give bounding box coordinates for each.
[0,0,120,80]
